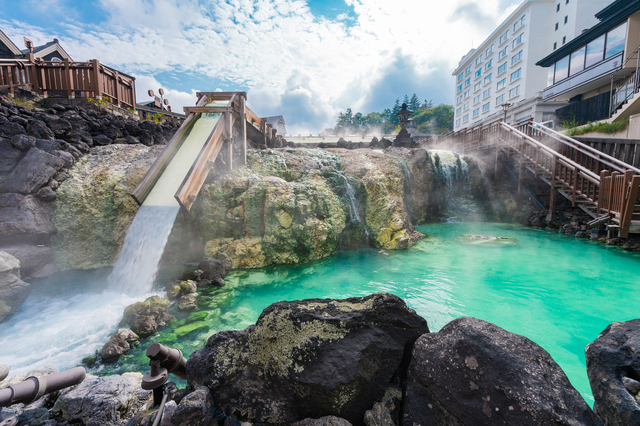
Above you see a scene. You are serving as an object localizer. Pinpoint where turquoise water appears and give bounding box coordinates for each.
[4,223,639,405]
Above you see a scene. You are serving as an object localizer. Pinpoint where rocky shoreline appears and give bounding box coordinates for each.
[2,293,640,426]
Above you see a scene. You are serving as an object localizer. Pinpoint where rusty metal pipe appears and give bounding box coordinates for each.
[0,367,85,407]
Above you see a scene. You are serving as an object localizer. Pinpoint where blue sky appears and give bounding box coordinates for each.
[0,0,520,133]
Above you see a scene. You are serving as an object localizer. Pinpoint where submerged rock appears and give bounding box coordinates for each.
[457,234,519,246]
[0,251,30,322]
[404,317,601,426]
[586,319,640,425]
[186,293,429,425]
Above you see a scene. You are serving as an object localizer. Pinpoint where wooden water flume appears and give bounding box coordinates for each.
[432,120,640,238]
[131,92,277,212]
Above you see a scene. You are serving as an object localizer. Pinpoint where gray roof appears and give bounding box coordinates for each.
[265,116,285,126]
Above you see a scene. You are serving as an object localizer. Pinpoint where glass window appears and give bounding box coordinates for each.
[456,107,462,115]
[510,68,521,82]
[465,77,471,86]
[456,118,461,126]
[585,34,605,68]
[555,23,558,31]
[496,94,505,105]
[509,85,520,98]
[514,15,525,32]
[463,114,469,123]
[483,88,491,99]
[554,42,557,50]
[554,55,569,81]
[547,65,555,86]
[486,44,494,56]
[497,78,506,90]
[511,50,523,65]
[476,55,483,66]
[556,4,560,12]
[485,59,493,70]
[475,69,482,78]
[457,84,463,93]
[606,23,627,58]
[569,47,585,76]
[457,73,463,82]
[500,30,509,44]
[564,15,568,24]
[473,108,480,118]
[463,102,469,111]
[456,95,462,104]
[498,47,507,59]
[464,89,470,99]
[474,81,481,91]
[465,65,471,74]
[473,95,480,104]
[498,63,507,74]
[512,33,523,49]
[482,102,491,112]
[484,73,492,84]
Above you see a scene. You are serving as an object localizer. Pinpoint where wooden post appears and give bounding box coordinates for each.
[572,167,578,206]
[63,58,74,99]
[227,112,233,170]
[547,155,558,222]
[240,96,247,165]
[597,170,610,215]
[607,171,619,215]
[620,175,640,238]
[6,65,14,97]
[91,59,101,99]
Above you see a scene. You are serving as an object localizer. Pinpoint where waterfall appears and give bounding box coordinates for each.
[338,172,370,243]
[398,159,416,224]
[431,150,472,222]
[108,112,221,296]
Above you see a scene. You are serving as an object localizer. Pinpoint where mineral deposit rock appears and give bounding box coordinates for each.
[186,293,429,425]
[0,251,30,322]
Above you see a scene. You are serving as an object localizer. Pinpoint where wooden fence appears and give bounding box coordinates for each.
[0,55,135,109]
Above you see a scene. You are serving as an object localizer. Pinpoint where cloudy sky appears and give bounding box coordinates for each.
[1,0,521,133]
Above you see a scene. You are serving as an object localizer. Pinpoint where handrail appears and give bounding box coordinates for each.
[610,44,640,116]
[532,121,640,174]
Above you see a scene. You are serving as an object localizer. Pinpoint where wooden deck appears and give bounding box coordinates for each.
[430,120,640,237]
[131,92,277,212]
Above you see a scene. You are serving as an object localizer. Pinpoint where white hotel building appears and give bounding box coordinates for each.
[453,0,613,131]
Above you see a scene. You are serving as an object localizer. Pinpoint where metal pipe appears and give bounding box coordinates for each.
[0,367,85,407]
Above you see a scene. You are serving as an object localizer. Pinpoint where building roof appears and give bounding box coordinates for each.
[536,0,640,67]
[265,116,285,126]
[21,38,73,60]
[0,29,22,56]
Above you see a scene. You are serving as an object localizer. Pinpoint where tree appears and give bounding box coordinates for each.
[390,99,401,125]
[403,94,410,106]
[409,94,421,112]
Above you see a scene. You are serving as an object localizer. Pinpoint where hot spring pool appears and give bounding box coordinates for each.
[2,223,639,404]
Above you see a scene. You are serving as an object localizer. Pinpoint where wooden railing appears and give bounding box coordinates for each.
[430,120,640,237]
[0,56,136,109]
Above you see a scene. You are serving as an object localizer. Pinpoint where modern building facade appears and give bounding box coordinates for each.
[537,0,640,124]
[452,0,614,131]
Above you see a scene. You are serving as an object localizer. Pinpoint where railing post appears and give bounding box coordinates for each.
[620,175,640,238]
[227,112,234,170]
[598,170,610,215]
[113,70,121,107]
[91,59,102,99]
[6,65,14,97]
[240,95,247,166]
[64,58,74,99]
[547,155,558,222]
[607,171,619,216]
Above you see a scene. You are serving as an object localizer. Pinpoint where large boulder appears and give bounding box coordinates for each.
[186,293,429,425]
[52,375,147,426]
[0,137,25,174]
[1,148,64,194]
[586,319,640,425]
[0,251,30,322]
[169,386,215,426]
[0,193,56,245]
[0,245,52,277]
[403,317,601,426]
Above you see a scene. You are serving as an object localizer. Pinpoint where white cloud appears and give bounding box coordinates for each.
[2,0,522,133]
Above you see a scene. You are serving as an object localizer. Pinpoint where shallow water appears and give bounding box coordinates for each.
[2,223,639,404]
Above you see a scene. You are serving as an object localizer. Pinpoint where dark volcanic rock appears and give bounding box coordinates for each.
[0,193,56,244]
[35,138,62,152]
[101,337,130,361]
[170,386,215,426]
[93,134,113,146]
[10,134,36,151]
[2,148,64,194]
[27,119,55,139]
[293,416,353,426]
[0,121,26,138]
[36,186,57,201]
[0,138,25,174]
[197,257,226,279]
[404,317,601,426]
[586,319,640,425]
[186,293,429,425]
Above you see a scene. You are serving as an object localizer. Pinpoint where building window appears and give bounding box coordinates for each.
[556,4,560,11]
[514,15,525,32]
[511,50,523,65]
[499,30,509,44]
[456,118,461,126]
[464,89,470,99]
[474,81,481,91]
[562,36,566,44]
[497,78,506,90]
[456,95,463,104]
[463,114,469,123]
[457,73,463,82]
[486,44,494,56]
[570,46,585,75]
[547,65,555,86]
[456,107,462,115]
[606,23,627,58]
[554,55,569,81]
[496,94,505,105]
[585,34,605,68]
[463,102,469,111]
[553,42,557,50]
[498,62,507,74]
[509,85,520,98]
[473,95,480,104]
[485,59,493,70]
[475,55,483,66]
[483,88,491,99]
[473,108,480,118]
[555,23,558,31]
[465,77,471,87]
[512,33,523,49]
[566,0,568,3]
[498,47,507,59]
[484,73,492,85]
[475,69,482,78]
[482,102,491,113]
[564,15,568,24]
[457,84,463,93]
[510,68,521,82]
[465,65,471,75]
